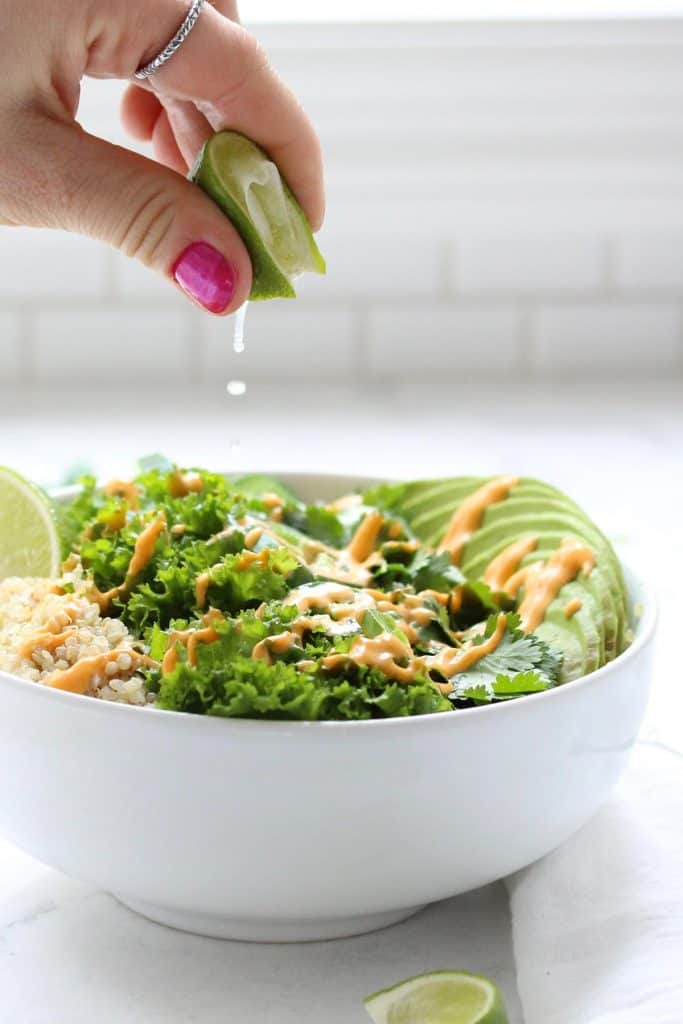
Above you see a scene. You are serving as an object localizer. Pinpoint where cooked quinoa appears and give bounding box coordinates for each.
[0,573,152,706]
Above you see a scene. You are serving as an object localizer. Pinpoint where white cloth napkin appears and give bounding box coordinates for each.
[506,740,683,1024]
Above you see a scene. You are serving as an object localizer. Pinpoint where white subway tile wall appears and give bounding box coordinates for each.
[367,307,524,377]
[532,303,682,372]
[1,19,682,391]
[32,310,193,385]
[0,315,21,382]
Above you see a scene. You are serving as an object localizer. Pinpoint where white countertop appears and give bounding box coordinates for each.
[0,379,679,1022]
[0,849,521,1023]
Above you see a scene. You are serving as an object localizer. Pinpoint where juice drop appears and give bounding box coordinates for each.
[233,301,248,354]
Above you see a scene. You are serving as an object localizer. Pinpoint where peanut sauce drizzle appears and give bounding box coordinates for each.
[439,476,519,564]
[301,512,389,587]
[44,649,157,694]
[103,480,140,510]
[564,597,583,619]
[235,549,271,572]
[19,628,79,660]
[252,612,362,665]
[516,540,595,633]
[347,511,384,563]
[194,570,214,610]
[429,613,508,682]
[195,538,269,609]
[161,625,221,674]
[322,632,417,684]
[483,536,538,592]
[244,526,264,549]
[168,471,204,498]
[91,513,167,612]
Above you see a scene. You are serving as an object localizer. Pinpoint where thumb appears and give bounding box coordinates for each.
[46,121,252,315]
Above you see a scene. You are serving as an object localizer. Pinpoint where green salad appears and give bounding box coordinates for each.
[56,462,633,719]
[0,462,631,720]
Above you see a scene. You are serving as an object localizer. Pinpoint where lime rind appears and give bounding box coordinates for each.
[364,970,508,1024]
[190,131,325,301]
[0,466,61,580]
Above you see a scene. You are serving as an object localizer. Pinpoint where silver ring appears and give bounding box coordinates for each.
[134,0,206,81]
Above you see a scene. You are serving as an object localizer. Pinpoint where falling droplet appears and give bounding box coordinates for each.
[233,301,248,354]
[227,379,247,397]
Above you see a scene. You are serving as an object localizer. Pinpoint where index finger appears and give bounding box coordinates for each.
[141,4,325,230]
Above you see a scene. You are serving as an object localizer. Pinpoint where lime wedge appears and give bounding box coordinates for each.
[0,467,61,579]
[364,971,509,1024]
[190,131,326,300]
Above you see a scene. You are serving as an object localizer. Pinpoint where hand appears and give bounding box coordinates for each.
[0,0,324,313]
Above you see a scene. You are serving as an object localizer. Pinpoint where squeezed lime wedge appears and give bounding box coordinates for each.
[190,131,326,300]
[0,466,61,579]
[364,971,509,1024]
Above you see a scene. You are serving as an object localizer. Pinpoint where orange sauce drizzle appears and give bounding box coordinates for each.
[235,549,270,572]
[347,511,384,563]
[564,597,583,619]
[322,632,417,684]
[439,476,519,564]
[517,540,595,633]
[168,471,203,498]
[161,626,220,674]
[91,513,166,612]
[244,527,264,549]
[285,582,356,614]
[127,514,167,578]
[103,480,140,510]
[483,536,538,592]
[252,632,297,663]
[432,612,507,679]
[44,649,156,694]
[195,571,213,610]
[19,629,78,660]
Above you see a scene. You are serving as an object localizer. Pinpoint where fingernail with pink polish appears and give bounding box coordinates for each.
[172,242,237,313]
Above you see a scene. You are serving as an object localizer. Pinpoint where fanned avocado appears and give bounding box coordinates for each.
[364,475,630,682]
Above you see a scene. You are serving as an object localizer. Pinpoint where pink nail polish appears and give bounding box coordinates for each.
[172,242,237,313]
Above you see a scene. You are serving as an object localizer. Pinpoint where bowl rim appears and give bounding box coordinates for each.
[0,472,658,734]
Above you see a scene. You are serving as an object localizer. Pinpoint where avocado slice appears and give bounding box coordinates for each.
[461,517,626,653]
[366,475,630,677]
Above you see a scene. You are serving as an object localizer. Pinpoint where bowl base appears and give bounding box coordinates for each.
[115,895,425,942]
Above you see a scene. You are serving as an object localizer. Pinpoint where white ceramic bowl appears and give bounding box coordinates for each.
[0,473,656,942]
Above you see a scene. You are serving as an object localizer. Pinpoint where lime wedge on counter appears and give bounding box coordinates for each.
[364,971,509,1024]
[0,467,61,579]
[190,130,326,300]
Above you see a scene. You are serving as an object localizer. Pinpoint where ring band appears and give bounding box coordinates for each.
[134,0,206,81]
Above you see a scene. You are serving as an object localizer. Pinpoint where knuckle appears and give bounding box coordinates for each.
[203,27,270,112]
[117,184,177,267]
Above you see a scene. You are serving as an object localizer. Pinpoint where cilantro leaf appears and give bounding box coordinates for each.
[409,549,465,592]
[284,504,346,548]
[447,613,563,704]
[361,608,409,646]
